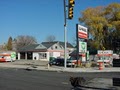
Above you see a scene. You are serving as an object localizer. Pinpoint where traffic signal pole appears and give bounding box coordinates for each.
[63,0,67,68]
[63,0,75,68]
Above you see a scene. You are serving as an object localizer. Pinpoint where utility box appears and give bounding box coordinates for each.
[113,78,120,86]
[113,59,120,67]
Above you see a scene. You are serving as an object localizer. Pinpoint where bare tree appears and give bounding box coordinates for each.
[46,35,56,42]
[15,35,37,50]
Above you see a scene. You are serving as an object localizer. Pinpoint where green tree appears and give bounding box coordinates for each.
[104,3,120,51]
[7,37,13,50]
[79,6,107,49]
[104,3,120,38]
[79,3,120,50]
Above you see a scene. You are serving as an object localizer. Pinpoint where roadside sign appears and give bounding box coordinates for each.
[97,50,113,56]
[77,25,88,39]
[79,41,87,52]
[87,51,89,60]
[11,52,16,60]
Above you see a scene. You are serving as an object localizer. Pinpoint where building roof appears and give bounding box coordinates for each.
[59,41,74,48]
[41,42,57,48]
[18,44,47,52]
[18,41,74,52]
[41,41,74,49]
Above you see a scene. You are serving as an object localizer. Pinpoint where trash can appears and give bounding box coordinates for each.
[98,62,104,70]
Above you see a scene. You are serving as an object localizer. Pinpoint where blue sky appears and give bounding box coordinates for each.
[0,0,120,44]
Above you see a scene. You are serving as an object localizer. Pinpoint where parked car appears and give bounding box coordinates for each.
[0,56,6,62]
[49,57,81,67]
[67,58,81,67]
[49,58,64,66]
[67,59,76,67]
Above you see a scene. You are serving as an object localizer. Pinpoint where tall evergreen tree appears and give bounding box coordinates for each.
[7,37,13,50]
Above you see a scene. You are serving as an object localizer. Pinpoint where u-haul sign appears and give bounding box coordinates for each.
[79,41,87,52]
[78,25,88,39]
[97,50,113,56]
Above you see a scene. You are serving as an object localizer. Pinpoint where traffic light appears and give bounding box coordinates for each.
[68,0,75,19]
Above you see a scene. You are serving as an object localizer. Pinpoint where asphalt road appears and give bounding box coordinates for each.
[0,68,120,90]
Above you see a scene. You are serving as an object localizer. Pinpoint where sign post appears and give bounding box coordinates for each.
[76,24,88,66]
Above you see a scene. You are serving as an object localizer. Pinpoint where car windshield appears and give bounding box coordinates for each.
[0,56,4,58]
[68,57,76,60]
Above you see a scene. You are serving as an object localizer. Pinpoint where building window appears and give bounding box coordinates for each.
[49,52,53,57]
[51,47,53,50]
[55,46,57,49]
[39,53,47,59]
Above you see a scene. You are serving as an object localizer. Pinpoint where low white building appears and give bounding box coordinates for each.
[17,41,74,61]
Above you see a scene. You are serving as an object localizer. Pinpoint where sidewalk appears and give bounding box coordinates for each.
[0,60,120,73]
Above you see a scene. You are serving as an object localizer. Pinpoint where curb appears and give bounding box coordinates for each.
[0,63,120,73]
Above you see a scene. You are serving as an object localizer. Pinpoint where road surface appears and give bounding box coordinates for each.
[0,68,120,90]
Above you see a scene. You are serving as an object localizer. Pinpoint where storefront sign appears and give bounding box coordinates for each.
[78,25,88,39]
[98,50,113,56]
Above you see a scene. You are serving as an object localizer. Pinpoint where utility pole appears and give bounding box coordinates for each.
[63,0,67,68]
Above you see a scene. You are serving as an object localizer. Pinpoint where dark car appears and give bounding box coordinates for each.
[49,58,64,66]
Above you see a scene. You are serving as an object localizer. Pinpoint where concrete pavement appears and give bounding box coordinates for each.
[0,60,120,90]
[0,60,120,73]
